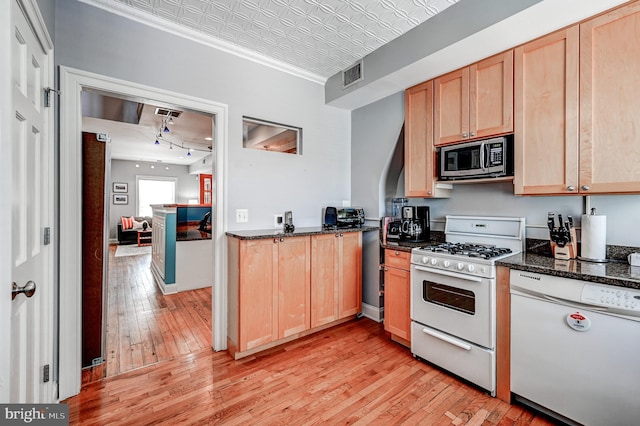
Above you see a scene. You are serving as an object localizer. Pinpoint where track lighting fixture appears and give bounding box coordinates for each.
[151,111,211,157]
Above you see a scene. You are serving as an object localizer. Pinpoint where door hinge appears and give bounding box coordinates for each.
[43,364,50,383]
[44,87,60,108]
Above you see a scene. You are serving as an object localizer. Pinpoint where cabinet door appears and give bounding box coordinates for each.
[405,81,437,197]
[311,234,339,327]
[434,67,469,145]
[384,266,410,341]
[278,236,311,338]
[338,232,362,319]
[580,1,640,193]
[239,239,278,350]
[471,50,514,139]
[514,27,579,195]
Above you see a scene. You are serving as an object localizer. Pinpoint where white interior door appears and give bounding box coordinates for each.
[9,0,54,403]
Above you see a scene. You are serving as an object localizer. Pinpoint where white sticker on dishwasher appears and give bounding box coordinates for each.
[566,312,591,331]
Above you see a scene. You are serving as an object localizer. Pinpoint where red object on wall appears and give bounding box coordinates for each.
[200,174,212,205]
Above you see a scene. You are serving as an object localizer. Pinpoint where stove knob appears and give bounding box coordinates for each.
[443,260,451,268]
[431,258,438,266]
[456,263,465,271]
[422,257,429,264]
[468,264,476,272]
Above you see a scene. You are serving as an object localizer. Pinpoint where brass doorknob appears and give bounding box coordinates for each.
[12,281,36,300]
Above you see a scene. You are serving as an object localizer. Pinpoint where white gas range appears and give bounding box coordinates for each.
[410,215,525,396]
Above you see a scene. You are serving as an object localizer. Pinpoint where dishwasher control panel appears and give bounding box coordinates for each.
[581,284,640,315]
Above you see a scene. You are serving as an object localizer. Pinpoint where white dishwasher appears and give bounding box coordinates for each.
[510,270,640,426]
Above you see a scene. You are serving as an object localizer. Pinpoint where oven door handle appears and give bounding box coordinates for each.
[413,265,483,282]
[421,328,472,351]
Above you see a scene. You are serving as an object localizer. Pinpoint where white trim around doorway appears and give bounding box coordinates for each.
[58,66,228,401]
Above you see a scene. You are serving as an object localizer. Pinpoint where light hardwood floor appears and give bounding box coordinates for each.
[104,244,212,378]
[67,246,556,425]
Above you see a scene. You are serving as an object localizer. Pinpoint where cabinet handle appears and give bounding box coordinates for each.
[273,238,279,243]
[567,186,575,192]
[581,185,590,191]
[280,238,284,242]
[339,233,344,237]
[395,251,400,255]
[427,191,432,195]
[335,233,340,238]
[470,131,475,137]
[462,132,468,138]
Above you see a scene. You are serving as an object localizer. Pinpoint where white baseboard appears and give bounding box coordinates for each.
[361,303,383,323]
[150,262,177,295]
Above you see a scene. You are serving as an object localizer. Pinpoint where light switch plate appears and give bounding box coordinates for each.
[236,209,249,223]
[274,214,283,228]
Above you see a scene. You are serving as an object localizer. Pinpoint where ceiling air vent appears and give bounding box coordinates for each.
[342,59,363,89]
[154,108,182,118]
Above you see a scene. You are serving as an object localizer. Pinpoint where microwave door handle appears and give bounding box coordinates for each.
[480,142,488,171]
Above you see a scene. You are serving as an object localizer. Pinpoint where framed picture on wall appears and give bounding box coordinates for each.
[113,182,128,193]
[113,194,128,205]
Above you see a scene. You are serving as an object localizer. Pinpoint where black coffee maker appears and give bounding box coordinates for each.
[401,206,430,242]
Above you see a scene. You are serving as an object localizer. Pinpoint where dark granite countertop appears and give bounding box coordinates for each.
[381,231,446,253]
[497,252,640,290]
[226,225,379,240]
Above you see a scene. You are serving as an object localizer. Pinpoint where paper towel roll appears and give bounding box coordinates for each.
[581,214,607,261]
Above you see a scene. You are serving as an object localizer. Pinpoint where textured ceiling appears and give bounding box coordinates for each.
[105,0,460,79]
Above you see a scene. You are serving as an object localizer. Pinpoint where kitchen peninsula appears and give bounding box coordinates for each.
[151,204,213,294]
[226,226,377,359]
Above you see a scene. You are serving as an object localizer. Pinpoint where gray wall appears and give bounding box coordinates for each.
[54,0,351,231]
[108,159,199,240]
[351,92,405,307]
[351,92,640,248]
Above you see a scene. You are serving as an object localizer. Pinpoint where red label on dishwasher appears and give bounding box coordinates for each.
[566,312,591,331]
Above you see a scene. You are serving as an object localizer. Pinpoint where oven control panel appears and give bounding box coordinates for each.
[411,254,494,279]
[581,284,640,315]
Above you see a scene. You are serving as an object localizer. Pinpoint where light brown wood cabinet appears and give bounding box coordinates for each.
[514,26,579,195]
[516,1,640,195]
[579,1,640,194]
[404,81,451,198]
[228,235,310,352]
[311,232,362,328]
[434,50,514,146]
[383,249,411,346]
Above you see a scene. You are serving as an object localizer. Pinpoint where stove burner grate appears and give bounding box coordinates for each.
[423,242,512,259]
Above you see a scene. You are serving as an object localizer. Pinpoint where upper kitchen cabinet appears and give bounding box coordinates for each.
[579,1,640,194]
[514,26,580,195]
[434,50,514,146]
[404,81,451,198]
[516,1,640,195]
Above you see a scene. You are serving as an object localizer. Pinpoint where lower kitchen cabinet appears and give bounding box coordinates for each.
[228,230,363,359]
[311,232,362,328]
[227,235,310,354]
[384,249,411,346]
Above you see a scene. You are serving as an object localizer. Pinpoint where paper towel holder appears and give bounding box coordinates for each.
[577,207,609,263]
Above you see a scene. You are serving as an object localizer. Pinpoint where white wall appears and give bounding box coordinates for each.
[108,159,200,240]
[54,0,351,231]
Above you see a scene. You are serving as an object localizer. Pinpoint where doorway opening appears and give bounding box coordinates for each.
[59,67,227,400]
[80,89,216,380]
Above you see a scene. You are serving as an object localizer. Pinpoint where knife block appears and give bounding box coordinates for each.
[551,228,577,260]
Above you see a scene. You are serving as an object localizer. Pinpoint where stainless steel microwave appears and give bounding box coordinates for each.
[438,136,513,180]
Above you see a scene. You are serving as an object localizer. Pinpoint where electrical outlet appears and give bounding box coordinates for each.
[236,209,249,223]
[274,214,284,228]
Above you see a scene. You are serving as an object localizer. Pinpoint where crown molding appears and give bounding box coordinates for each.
[78,0,327,85]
